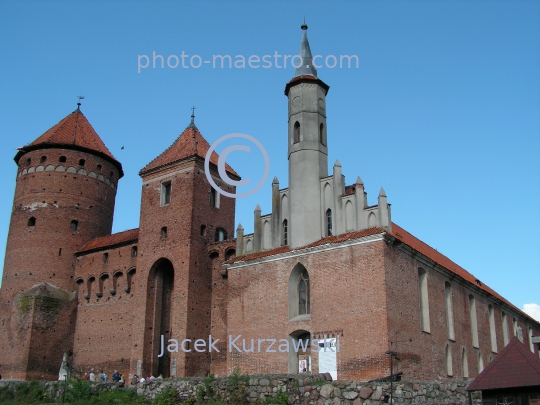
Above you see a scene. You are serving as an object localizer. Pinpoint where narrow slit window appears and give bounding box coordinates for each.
[418,268,430,332]
[489,305,497,353]
[103,253,109,264]
[293,122,300,143]
[469,295,479,348]
[298,269,310,315]
[70,220,79,231]
[326,209,332,236]
[502,312,509,346]
[210,188,220,208]
[161,227,167,239]
[445,282,455,340]
[319,123,325,145]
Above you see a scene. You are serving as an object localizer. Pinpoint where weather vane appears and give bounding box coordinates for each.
[77,96,85,110]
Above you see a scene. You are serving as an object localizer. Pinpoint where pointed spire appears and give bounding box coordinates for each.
[272,176,279,185]
[236,223,244,231]
[255,204,261,212]
[334,160,341,168]
[379,187,386,197]
[356,176,364,186]
[295,22,317,78]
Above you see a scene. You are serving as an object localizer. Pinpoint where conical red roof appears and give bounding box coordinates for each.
[140,124,238,176]
[15,108,122,176]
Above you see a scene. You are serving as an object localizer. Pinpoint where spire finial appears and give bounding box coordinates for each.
[187,106,198,129]
[301,17,307,30]
[76,96,85,111]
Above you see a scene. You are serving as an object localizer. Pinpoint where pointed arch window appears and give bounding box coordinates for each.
[326,209,332,236]
[289,264,310,320]
[298,269,310,315]
[282,219,288,246]
[293,122,300,144]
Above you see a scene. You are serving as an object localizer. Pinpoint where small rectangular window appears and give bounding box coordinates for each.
[131,246,137,258]
[210,188,220,208]
[103,253,109,264]
[161,227,167,239]
[161,182,171,206]
[70,220,78,231]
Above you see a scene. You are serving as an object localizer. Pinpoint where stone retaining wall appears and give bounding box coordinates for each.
[0,374,482,404]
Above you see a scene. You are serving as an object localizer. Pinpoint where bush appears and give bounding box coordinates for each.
[226,368,249,405]
[153,388,181,405]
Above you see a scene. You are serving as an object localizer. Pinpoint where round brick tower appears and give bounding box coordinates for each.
[1,105,123,299]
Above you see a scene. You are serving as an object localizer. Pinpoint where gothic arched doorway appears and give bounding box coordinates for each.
[144,258,174,377]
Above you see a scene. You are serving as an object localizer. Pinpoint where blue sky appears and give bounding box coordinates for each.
[0,1,538,320]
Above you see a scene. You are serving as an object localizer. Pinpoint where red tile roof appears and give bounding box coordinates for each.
[227,227,384,264]
[228,222,538,324]
[15,109,122,175]
[388,223,526,317]
[467,337,540,390]
[140,125,238,176]
[77,228,139,254]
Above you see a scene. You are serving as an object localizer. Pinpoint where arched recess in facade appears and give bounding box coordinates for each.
[143,258,174,378]
[288,329,311,374]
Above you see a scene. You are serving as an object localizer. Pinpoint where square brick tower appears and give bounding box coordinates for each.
[128,119,238,378]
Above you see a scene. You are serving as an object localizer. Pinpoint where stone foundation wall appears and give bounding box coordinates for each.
[0,374,482,404]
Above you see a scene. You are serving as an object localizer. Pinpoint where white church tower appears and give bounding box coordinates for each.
[236,24,392,256]
[285,23,330,248]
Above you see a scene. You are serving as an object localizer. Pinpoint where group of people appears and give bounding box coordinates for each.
[130,374,163,385]
[82,369,124,385]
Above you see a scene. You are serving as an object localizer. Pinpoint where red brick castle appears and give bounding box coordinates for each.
[0,25,538,382]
